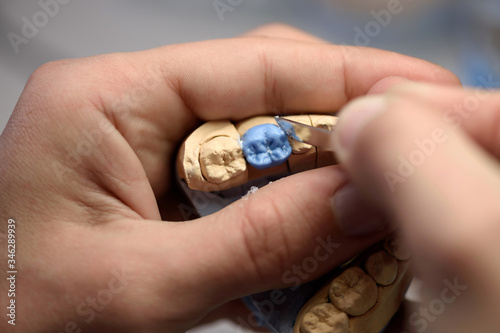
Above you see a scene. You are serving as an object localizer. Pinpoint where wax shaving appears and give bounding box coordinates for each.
[241,186,259,200]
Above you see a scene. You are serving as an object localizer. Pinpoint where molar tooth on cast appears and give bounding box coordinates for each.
[293,237,413,333]
[241,124,292,170]
[176,120,248,192]
[329,267,378,317]
[310,115,338,167]
[200,136,246,184]
[283,115,317,173]
[300,303,349,333]
[364,250,398,286]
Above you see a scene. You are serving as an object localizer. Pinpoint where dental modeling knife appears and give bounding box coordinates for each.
[275,116,337,151]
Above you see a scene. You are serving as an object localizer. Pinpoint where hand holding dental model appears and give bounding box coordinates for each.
[2,24,496,333]
[177,114,414,333]
[177,114,337,192]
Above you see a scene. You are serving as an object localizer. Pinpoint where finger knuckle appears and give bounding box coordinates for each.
[252,22,296,34]
[238,196,292,282]
[27,59,75,92]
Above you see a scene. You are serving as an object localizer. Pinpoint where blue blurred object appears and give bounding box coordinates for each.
[287,0,499,89]
[241,124,292,170]
[456,0,500,88]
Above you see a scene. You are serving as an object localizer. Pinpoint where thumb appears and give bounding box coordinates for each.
[120,165,391,330]
[332,86,500,328]
[188,166,391,301]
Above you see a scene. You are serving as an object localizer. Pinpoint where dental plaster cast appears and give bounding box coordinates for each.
[200,137,246,184]
[294,235,412,333]
[176,120,248,192]
[177,114,338,192]
[364,250,398,286]
[282,115,317,173]
[300,303,349,333]
[329,267,378,316]
[310,115,338,167]
[177,118,413,332]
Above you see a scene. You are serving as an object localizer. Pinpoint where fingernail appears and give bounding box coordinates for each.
[331,182,387,236]
[334,96,387,154]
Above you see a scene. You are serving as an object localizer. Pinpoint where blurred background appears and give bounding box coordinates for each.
[0,0,499,331]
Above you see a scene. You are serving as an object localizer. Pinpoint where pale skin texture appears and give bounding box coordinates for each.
[0,24,460,333]
[333,84,500,331]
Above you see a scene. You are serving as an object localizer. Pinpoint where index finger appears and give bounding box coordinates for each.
[29,36,460,142]
[84,37,460,132]
[145,38,460,121]
[28,35,459,196]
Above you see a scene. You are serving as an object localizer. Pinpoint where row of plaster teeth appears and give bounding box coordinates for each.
[299,235,411,333]
[199,136,246,184]
[179,116,338,192]
[202,115,337,183]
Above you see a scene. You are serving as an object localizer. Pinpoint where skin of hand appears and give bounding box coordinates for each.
[0,24,459,333]
[333,82,500,332]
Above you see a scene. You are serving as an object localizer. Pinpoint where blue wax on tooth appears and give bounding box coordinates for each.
[241,124,292,170]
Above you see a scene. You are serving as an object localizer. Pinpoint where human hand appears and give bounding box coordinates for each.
[333,82,500,332]
[0,24,458,333]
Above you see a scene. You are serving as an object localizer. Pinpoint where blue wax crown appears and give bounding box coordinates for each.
[241,124,292,170]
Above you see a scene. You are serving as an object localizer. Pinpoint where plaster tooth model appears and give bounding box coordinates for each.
[176,120,248,192]
[300,303,349,333]
[177,114,339,192]
[293,236,413,333]
[329,267,378,316]
[200,136,246,184]
[281,115,314,154]
[177,119,413,332]
[310,115,338,167]
[282,115,317,173]
[364,250,398,286]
